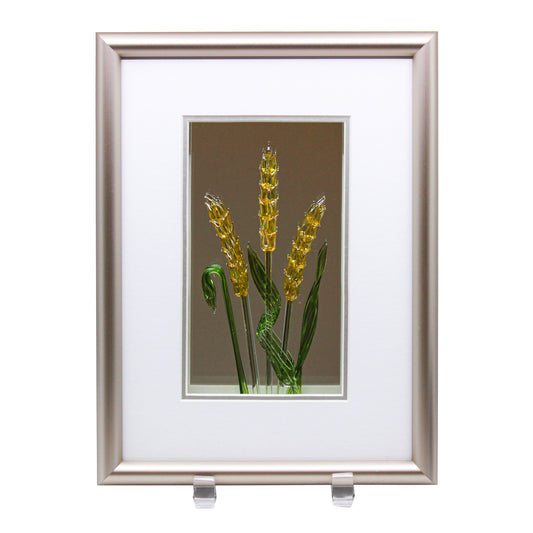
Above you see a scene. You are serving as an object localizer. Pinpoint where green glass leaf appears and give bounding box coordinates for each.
[315,240,328,280]
[247,244,281,315]
[201,268,218,313]
[256,324,297,388]
[247,244,297,390]
[296,241,328,378]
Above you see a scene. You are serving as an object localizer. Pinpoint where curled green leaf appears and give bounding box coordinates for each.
[201,265,249,394]
[201,268,218,314]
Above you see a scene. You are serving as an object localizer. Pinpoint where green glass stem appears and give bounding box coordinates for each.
[265,251,273,393]
[241,295,259,394]
[282,300,293,353]
[202,266,248,394]
[282,300,296,393]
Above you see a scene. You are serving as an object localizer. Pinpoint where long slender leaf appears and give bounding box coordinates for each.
[247,244,281,316]
[296,241,328,379]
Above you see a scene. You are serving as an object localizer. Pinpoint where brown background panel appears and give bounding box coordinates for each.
[189,121,344,386]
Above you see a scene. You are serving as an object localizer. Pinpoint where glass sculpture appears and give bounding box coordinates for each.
[202,143,327,394]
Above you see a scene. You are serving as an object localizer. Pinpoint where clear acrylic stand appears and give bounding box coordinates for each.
[331,473,355,508]
[193,476,216,509]
[192,473,355,508]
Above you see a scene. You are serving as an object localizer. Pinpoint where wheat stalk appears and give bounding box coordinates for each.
[258,142,280,393]
[281,196,326,363]
[204,193,259,392]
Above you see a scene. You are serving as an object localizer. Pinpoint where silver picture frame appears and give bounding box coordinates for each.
[96,31,438,485]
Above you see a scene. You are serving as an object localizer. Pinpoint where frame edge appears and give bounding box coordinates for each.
[100,460,433,485]
[412,32,438,484]
[96,33,123,484]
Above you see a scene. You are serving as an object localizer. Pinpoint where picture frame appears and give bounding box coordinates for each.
[96,32,437,485]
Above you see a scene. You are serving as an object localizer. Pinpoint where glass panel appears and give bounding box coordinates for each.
[186,119,346,397]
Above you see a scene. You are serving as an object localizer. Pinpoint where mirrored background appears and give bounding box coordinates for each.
[187,119,345,396]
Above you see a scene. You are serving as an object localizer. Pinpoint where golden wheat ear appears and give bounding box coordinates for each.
[283,196,326,302]
[204,192,260,393]
[258,142,279,252]
[204,193,249,298]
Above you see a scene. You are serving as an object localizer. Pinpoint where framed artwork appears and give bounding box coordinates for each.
[97,32,437,486]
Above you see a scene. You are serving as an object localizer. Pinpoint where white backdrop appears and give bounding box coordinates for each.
[121,58,412,461]
[1,1,532,532]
